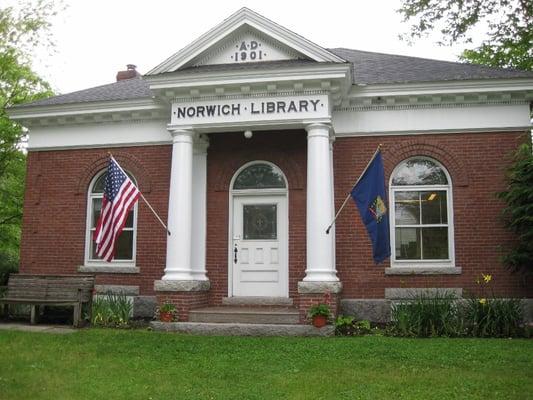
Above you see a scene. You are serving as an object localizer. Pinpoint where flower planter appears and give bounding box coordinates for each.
[159,311,174,322]
[312,315,327,328]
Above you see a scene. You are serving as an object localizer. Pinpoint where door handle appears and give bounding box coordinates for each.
[234,243,238,264]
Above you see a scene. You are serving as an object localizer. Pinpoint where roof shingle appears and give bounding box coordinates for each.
[14,48,533,109]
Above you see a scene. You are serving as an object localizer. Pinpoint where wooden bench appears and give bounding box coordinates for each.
[0,274,95,327]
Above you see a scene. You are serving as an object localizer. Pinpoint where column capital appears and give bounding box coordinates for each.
[168,128,195,143]
[305,123,331,138]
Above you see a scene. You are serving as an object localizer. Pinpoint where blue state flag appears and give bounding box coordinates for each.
[350,151,391,264]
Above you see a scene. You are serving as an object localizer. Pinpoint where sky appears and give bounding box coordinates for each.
[24,0,477,95]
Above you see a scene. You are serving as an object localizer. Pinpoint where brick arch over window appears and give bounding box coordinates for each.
[383,140,469,187]
[76,151,152,195]
[214,151,305,191]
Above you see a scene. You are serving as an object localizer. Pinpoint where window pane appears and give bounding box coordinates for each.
[395,191,420,225]
[115,231,133,260]
[421,191,448,224]
[395,227,421,260]
[243,204,277,240]
[392,159,448,186]
[92,198,102,228]
[422,228,449,259]
[125,210,134,228]
[92,171,136,193]
[92,174,106,193]
[234,164,286,189]
[91,230,133,260]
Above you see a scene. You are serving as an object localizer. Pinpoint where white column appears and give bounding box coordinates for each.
[304,123,338,282]
[329,135,336,271]
[163,128,195,281]
[190,134,209,281]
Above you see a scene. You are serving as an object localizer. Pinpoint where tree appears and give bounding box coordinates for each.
[497,142,533,278]
[398,0,533,70]
[0,0,57,282]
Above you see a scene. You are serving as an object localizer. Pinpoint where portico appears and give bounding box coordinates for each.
[144,8,352,318]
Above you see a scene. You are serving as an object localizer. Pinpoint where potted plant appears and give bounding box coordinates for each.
[308,303,331,328]
[159,303,176,322]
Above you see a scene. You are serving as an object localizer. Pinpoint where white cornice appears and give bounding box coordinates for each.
[7,98,164,121]
[146,8,344,75]
[146,64,351,90]
[351,78,533,97]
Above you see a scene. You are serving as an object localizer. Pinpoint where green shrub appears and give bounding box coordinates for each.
[463,272,524,337]
[91,293,132,327]
[464,297,523,337]
[389,291,464,337]
[335,316,373,336]
[0,251,18,287]
[497,141,533,277]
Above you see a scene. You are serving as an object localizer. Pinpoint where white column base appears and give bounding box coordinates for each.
[302,269,340,282]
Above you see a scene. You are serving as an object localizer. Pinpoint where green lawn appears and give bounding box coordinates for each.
[0,329,532,400]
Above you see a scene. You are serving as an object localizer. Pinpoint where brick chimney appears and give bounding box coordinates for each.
[116,64,141,81]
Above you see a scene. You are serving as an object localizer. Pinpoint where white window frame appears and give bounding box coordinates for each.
[84,169,138,268]
[389,157,455,268]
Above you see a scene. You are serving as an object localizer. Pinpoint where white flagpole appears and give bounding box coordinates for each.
[325,144,382,234]
[109,153,171,236]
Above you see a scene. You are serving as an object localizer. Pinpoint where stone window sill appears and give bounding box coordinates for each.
[78,265,140,274]
[384,266,461,275]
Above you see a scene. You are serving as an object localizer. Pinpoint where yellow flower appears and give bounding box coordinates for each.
[482,273,492,283]
[479,298,487,305]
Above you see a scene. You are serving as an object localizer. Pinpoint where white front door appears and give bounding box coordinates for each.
[231,195,288,297]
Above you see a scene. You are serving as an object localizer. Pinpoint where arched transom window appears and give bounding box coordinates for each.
[233,162,287,190]
[390,158,454,266]
[85,170,137,265]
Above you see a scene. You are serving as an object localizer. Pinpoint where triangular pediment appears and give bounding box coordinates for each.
[189,25,310,67]
[147,8,344,75]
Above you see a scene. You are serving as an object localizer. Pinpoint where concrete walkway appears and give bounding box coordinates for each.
[0,322,76,334]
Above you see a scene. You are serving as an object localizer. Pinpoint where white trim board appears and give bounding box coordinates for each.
[332,103,531,136]
[27,120,171,151]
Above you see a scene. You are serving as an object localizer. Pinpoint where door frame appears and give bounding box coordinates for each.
[228,160,289,298]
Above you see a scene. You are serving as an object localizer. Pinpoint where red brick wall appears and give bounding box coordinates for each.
[19,130,531,302]
[205,130,307,303]
[333,131,532,299]
[20,146,171,295]
[156,292,209,321]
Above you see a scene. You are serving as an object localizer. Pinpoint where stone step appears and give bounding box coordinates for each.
[189,306,300,325]
[151,321,334,337]
[222,296,293,306]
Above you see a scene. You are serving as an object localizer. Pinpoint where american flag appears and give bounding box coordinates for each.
[93,157,141,262]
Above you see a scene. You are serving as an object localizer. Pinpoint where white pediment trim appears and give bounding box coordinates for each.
[146,8,345,75]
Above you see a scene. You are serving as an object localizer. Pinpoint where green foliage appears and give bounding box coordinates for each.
[335,316,373,336]
[497,142,533,276]
[398,0,533,70]
[390,291,464,337]
[0,250,18,286]
[307,303,330,318]
[91,293,132,327]
[0,1,58,274]
[159,303,176,313]
[464,297,523,337]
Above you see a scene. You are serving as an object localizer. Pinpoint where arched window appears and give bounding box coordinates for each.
[85,170,137,265]
[390,158,454,266]
[233,163,287,190]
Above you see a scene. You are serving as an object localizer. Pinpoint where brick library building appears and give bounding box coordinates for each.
[9,8,533,324]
